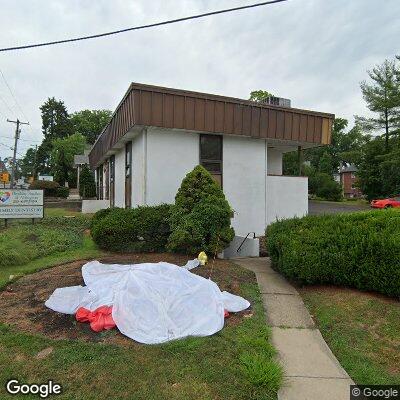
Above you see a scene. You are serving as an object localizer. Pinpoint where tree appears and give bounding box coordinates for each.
[167,165,235,254]
[318,151,334,175]
[249,90,274,102]
[70,109,112,144]
[37,97,74,174]
[18,148,37,178]
[355,58,400,151]
[50,133,86,186]
[79,165,97,198]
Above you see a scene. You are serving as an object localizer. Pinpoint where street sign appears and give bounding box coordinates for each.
[0,173,9,183]
[0,189,44,219]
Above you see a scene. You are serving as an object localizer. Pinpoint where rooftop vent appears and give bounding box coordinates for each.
[261,96,291,108]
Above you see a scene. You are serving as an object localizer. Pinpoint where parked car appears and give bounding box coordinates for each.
[370,197,400,208]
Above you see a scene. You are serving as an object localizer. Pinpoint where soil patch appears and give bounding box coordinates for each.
[0,254,255,346]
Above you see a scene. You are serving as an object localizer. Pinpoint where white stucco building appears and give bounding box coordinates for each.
[87,83,333,254]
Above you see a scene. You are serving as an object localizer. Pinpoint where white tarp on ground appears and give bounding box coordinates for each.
[45,260,250,344]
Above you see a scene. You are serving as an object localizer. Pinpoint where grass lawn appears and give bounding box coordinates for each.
[0,208,282,399]
[301,286,400,385]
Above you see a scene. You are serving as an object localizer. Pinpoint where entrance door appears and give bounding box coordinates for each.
[125,142,132,208]
[110,155,115,207]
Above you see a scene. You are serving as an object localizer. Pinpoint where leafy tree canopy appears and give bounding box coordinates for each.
[249,90,274,102]
[70,109,112,144]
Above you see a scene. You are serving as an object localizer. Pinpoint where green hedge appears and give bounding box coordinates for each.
[91,204,171,252]
[266,210,400,297]
[29,180,60,197]
[56,186,69,198]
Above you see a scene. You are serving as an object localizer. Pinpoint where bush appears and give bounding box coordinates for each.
[91,204,171,252]
[56,186,69,198]
[167,165,235,255]
[309,172,342,201]
[266,210,400,297]
[89,207,115,230]
[79,165,97,198]
[29,180,60,197]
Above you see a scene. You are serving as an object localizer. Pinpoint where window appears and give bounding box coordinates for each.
[97,165,103,200]
[109,155,115,207]
[200,134,222,185]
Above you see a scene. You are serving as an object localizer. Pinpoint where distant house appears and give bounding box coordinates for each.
[86,83,334,247]
[340,165,362,198]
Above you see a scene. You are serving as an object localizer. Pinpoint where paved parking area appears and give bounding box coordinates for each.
[309,200,369,215]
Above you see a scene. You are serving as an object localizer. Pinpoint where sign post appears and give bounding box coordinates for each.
[0,189,44,226]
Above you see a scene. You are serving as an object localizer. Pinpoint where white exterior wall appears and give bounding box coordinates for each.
[145,128,199,205]
[267,148,283,175]
[266,175,308,224]
[131,133,145,206]
[223,136,267,236]
[114,146,125,207]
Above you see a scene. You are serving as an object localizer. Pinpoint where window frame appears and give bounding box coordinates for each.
[199,134,223,187]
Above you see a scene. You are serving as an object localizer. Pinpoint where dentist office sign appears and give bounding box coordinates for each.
[0,189,44,219]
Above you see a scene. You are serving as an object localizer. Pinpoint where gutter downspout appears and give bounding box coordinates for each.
[143,127,148,205]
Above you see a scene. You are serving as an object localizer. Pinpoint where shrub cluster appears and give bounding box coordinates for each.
[266,210,400,297]
[56,186,69,198]
[167,165,235,254]
[79,165,97,198]
[91,165,235,255]
[91,204,172,252]
[308,172,342,201]
[30,180,60,197]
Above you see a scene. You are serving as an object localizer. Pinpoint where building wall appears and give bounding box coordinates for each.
[114,146,125,208]
[146,128,199,205]
[266,175,308,224]
[223,136,267,236]
[341,171,362,198]
[131,133,145,206]
[267,148,283,175]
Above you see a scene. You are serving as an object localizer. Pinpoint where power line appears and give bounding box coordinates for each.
[0,69,30,122]
[0,0,289,52]
[0,135,41,143]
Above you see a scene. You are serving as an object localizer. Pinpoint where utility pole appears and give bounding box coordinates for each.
[7,118,29,188]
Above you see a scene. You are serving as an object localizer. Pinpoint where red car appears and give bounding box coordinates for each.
[370,197,400,209]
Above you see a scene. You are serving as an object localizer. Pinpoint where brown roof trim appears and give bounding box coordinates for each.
[89,82,334,168]
[130,82,335,119]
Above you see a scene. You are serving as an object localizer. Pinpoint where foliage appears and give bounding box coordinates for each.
[29,180,60,197]
[355,58,400,150]
[266,210,400,297]
[50,133,86,186]
[167,165,235,255]
[249,89,274,102]
[18,147,37,178]
[79,165,97,198]
[309,172,342,201]
[56,186,69,198]
[89,207,115,230]
[91,205,172,252]
[37,97,74,174]
[70,109,112,144]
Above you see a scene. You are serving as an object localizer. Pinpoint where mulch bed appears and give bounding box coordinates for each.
[0,253,255,346]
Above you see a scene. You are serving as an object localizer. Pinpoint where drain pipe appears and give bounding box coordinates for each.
[143,127,148,205]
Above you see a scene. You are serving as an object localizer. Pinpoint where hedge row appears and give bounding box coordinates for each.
[91,205,172,252]
[266,210,400,297]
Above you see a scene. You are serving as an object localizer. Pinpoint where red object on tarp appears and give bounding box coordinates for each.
[224,309,229,318]
[76,306,115,332]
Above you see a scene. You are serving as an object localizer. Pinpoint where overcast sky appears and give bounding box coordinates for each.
[0,0,398,159]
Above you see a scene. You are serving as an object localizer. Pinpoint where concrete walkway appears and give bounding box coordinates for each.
[234,257,354,400]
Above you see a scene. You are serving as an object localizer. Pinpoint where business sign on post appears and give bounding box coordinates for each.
[0,189,44,219]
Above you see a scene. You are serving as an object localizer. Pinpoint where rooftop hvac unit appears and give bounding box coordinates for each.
[261,96,291,108]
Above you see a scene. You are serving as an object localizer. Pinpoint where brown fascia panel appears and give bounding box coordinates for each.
[89,82,335,168]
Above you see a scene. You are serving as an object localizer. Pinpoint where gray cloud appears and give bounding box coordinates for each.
[0,0,399,159]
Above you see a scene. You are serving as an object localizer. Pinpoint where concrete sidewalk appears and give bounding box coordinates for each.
[234,257,354,400]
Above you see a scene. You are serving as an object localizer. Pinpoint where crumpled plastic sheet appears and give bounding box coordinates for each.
[45,260,250,344]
